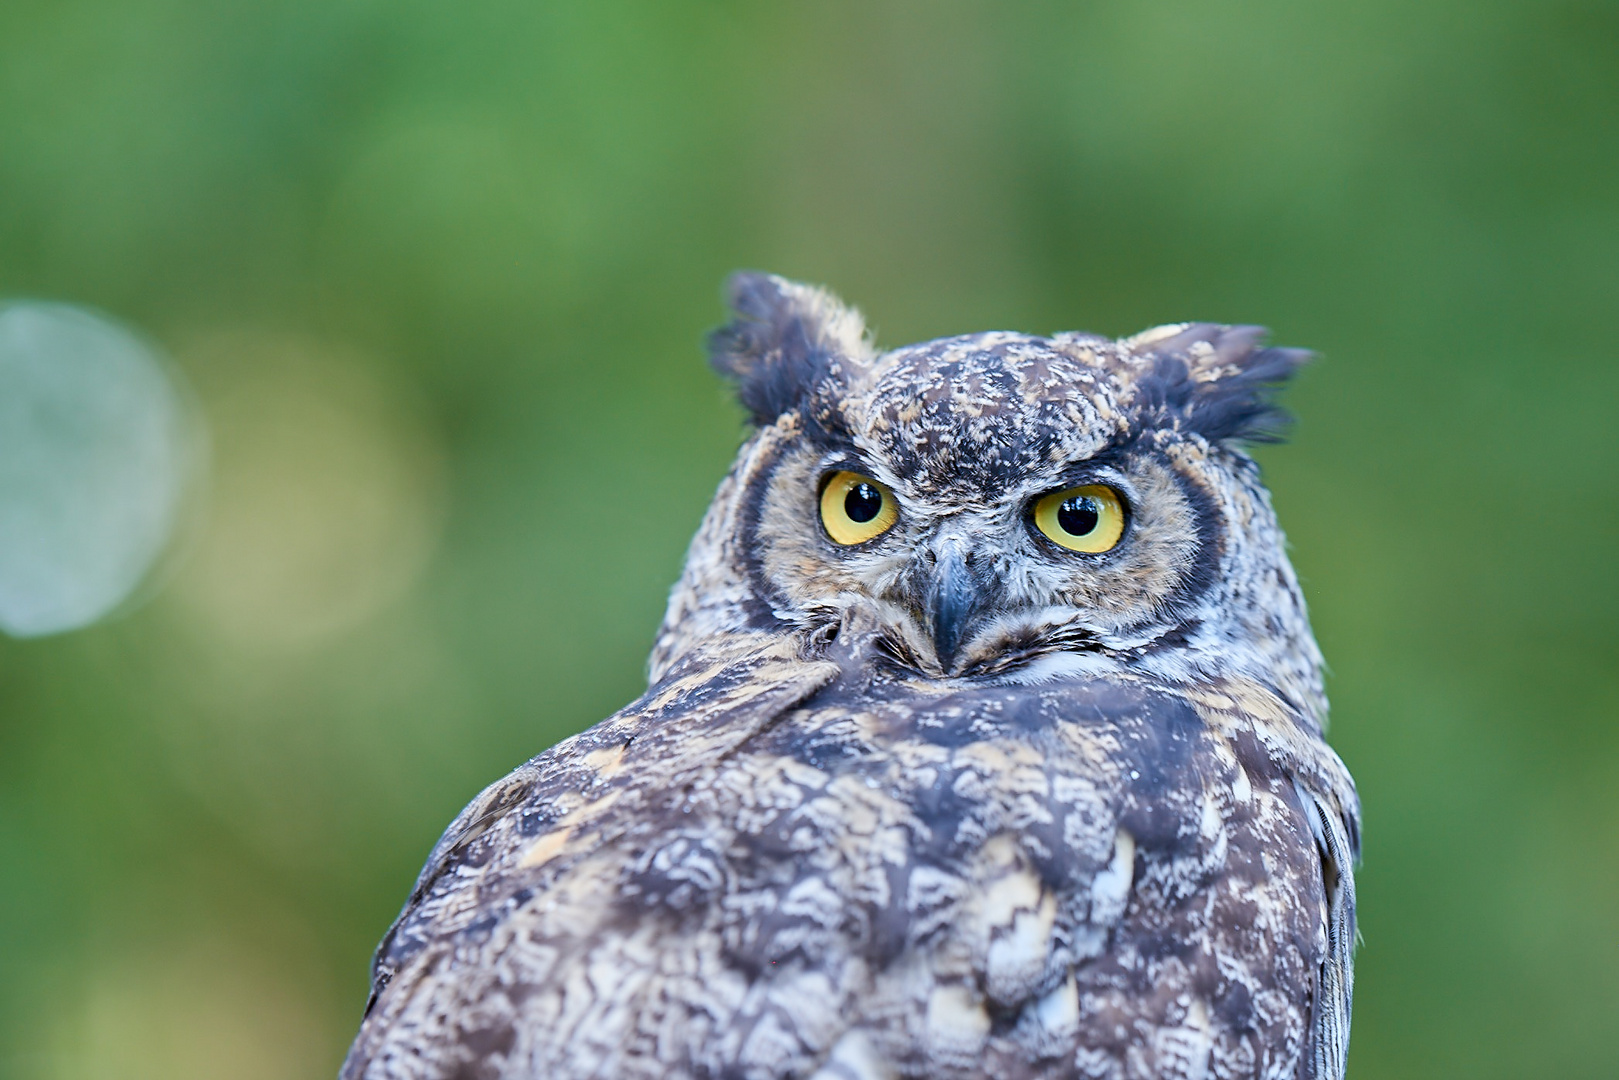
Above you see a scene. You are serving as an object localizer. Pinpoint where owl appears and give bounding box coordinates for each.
[341,274,1359,1080]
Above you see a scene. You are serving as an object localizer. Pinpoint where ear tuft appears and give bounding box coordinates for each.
[1123,322,1312,445]
[707,272,872,426]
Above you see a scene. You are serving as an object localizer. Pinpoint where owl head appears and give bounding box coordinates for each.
[653,274,1325,722]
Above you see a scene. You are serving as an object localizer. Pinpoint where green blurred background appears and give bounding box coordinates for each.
[2,1,1617,1076]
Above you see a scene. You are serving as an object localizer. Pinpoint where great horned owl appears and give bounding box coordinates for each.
[342,274,1359,1080]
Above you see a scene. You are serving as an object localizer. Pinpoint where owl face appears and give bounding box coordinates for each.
[657,275,1324,716]
[749,334,1228,679]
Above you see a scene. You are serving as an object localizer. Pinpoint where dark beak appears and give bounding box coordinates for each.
[925,541,985,672]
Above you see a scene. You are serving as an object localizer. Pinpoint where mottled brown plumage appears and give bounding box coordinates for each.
[342,274,1359,1080]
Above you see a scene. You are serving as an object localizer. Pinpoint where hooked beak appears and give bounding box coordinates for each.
[923,539,989,673]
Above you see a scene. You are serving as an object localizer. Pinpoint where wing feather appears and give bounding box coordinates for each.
[346,649,1360,1080]
[1296,779,1359,1080]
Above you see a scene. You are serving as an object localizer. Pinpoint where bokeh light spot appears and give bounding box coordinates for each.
[172,333,446,652]
[47,932,339,1080]
[0,302,199,637]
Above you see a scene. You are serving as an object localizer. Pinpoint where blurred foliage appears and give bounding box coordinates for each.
[1,0,1617,1077]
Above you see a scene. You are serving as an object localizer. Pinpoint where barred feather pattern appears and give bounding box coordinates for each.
[343,625,1356,1080]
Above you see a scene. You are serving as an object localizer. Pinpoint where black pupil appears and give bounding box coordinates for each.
[1057,496,1100,536]
[844,482,883,524]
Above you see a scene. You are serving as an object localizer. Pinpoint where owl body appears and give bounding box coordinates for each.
[342,276,1358,1080]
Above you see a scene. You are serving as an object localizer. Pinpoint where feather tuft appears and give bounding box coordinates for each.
[1123,323,1312,445]
[708,272,872,426]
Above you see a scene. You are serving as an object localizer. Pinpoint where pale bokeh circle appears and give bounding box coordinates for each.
[0,302,199,637]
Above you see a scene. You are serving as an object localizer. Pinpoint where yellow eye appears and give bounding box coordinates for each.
[819,471,899,546]
[1033,484,1126,553]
